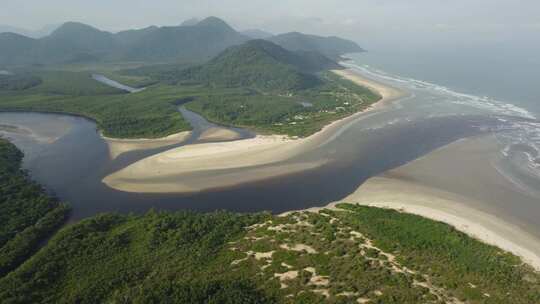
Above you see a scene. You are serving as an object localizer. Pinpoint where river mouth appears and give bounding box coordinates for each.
[0,110,507,222]
[1,68,538,227]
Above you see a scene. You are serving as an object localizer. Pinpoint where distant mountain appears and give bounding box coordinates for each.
[171,40,340,91]
[121,17,249,62]
[241,29,273,39]
[179,18,200,26]
[0,22,117,65]
[0,32,38,64]
[268,32,364,59]
[0,25,31,36]
[115,26,159,46]
[0,24,59,38]
[44,22,117,52]
[0,17,364,66]
[35,22,118,64]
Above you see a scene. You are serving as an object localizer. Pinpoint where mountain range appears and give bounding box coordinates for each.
[0,24,59,39]
[0,17,364,66]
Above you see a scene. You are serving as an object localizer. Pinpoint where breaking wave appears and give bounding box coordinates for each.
[344,61,540,196]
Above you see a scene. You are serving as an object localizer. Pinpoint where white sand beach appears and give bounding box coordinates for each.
[103,131,191,159]
[102,68,406,193]
[302,135,540,271]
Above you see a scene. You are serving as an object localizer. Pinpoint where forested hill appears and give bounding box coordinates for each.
[165,40,341,92]
[0,17,364,65]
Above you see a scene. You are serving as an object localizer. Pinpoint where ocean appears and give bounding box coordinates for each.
[347,46,540,199]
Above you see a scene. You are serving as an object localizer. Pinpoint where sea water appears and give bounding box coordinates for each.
[347,46,540,198]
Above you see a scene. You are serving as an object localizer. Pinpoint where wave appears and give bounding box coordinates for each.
[344,60,540,194]
[343,62,536,120]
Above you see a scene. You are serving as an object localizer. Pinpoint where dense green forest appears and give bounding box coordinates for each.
[0,201,538,303]
[0,139,70,278]
[0,71,193,138]
[185,71,380,137]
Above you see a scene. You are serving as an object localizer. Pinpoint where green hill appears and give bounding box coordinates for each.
[171,39,340,91]
[268,32,364,59]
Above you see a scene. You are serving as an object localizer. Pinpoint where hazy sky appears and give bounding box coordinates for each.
[1,0,539,48]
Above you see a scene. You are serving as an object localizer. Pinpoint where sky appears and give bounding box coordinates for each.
[1,0,539,49]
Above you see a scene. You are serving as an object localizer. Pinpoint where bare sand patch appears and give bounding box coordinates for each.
[198,127,243,142]
[103,131,191,159]
[280,243,318,254]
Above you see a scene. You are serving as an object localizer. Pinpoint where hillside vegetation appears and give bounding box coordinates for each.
[0,201,538,303]
[0,139,69,278]
[170,40,338,92]
[185,71,379,137]
[0,74,193,138]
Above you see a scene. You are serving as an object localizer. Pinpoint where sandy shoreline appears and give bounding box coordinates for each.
[297,135,540,271]
[103,68,406,193]
[103,131,191,159]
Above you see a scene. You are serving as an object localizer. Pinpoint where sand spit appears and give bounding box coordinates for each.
[103,131,191,160]
[331,69,404,110]
[0,119,72,144]
[103,69,406,193]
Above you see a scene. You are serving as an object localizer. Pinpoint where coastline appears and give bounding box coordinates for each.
[102,68,407,193]
[298,135,540,271]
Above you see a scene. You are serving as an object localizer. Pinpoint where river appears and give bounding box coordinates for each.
[0,72,538,236]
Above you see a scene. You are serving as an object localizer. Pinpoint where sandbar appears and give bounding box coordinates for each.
[103,68,406,193]
[103,131,191,159]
